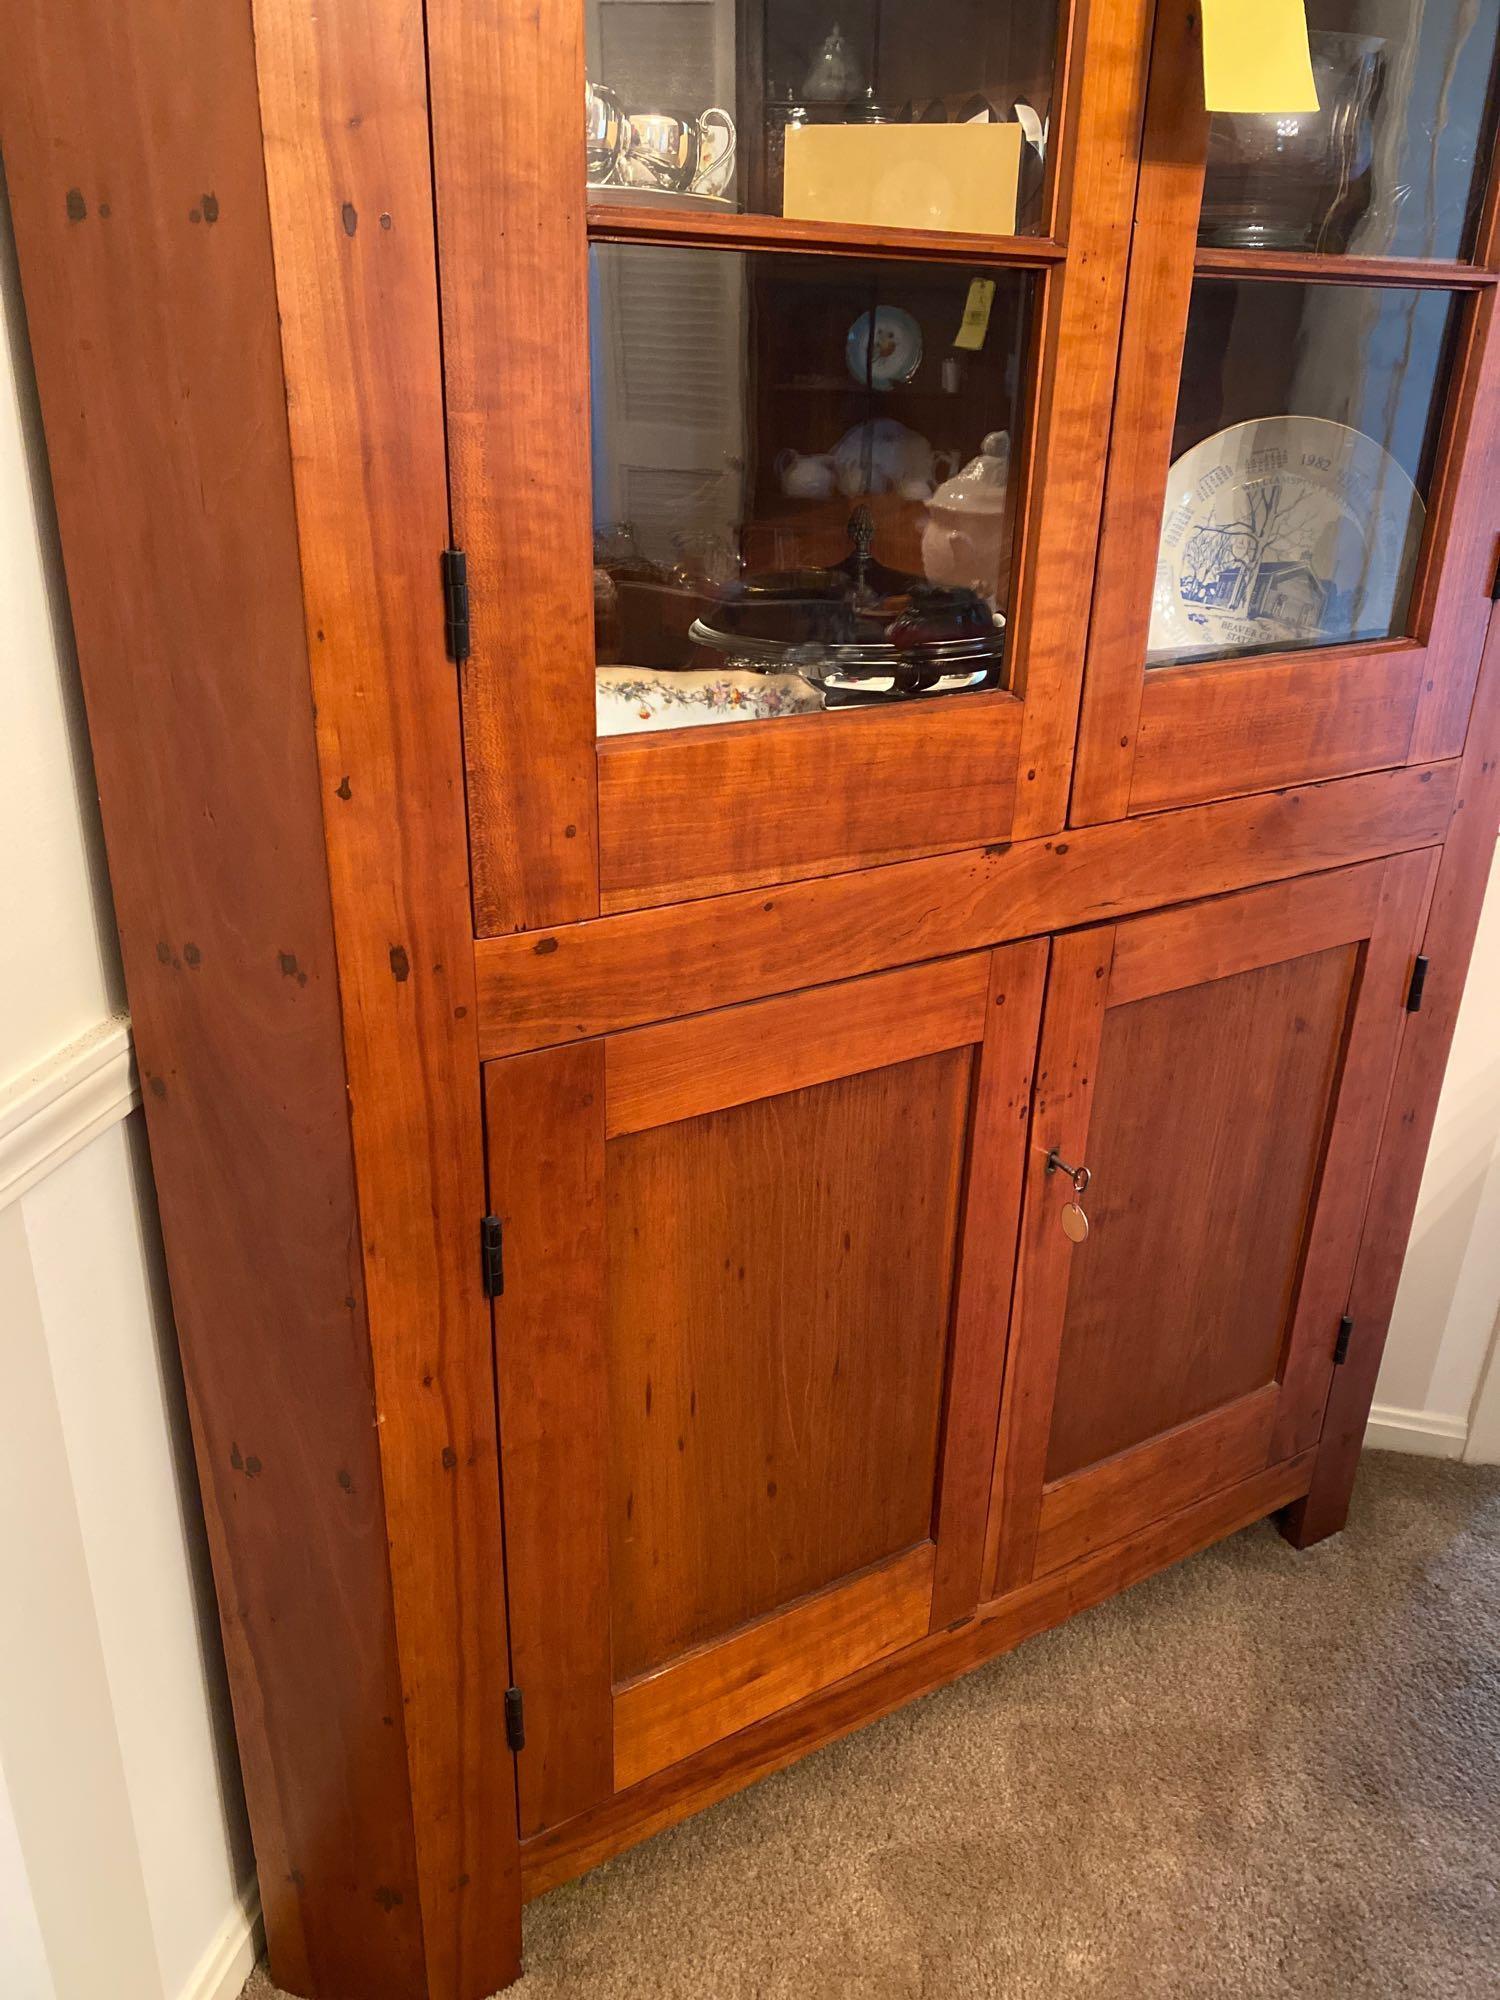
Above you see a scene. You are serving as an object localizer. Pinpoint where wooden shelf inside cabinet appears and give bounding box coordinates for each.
[586,200,1067,268]
[1192,247,1498,292]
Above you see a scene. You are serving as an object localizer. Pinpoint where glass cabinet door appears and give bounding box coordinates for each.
[1074,0,1500,823]
[426,0,1155,931]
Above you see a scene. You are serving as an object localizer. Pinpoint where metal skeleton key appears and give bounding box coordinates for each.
[1046,1147,1092,1243]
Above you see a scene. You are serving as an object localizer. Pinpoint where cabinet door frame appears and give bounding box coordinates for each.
[485,943,1045,1837]
[985,850,1437,1598]
[1072,0,1500,826]
[428,0,1157,932]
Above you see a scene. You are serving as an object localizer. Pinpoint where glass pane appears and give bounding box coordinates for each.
[1199,0,1500,261]
[1150,279,1462,667]
[590,246,1032,736]
[584,0,1060,236]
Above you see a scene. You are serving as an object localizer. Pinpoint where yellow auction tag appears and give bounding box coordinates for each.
[954,277,996,353]
[1201,0,1318,115]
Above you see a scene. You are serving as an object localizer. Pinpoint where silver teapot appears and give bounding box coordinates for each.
[586,79,735,198]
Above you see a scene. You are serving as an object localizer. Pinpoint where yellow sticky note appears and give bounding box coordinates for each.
[954,278,996,353]
[1201,0,1319,115]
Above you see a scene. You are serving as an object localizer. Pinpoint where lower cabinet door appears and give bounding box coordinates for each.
[987,851,1435,1598]
[485,942,1046,1836]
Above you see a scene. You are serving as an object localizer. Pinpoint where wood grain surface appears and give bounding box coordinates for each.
[484,1045,614,1839]
[605,1052,970,1678]
[522,1451,1315,1897]
[613,1546,935,1790]
[428,0,600,930]
[1,1,518,1992]
[474,764,1458,1059]
[250,0,520,1987]
[1043,950,1355,1480]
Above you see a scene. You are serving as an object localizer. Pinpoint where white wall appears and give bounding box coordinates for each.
[1370,839,1500,1462]
[0,181,258,2000]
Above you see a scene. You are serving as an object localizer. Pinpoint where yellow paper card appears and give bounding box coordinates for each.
[1200,0,1319,115]
[954,278,996,352]
[783,122,1021,238]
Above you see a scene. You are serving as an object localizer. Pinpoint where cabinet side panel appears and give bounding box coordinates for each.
[0,5,431,1996]
[249,0,521,1991]
[1285,609,1500,1544]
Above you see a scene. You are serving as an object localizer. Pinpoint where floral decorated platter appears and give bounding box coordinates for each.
[596,667,821,736]
[1147,416,1425,667]
[845,306,923,391]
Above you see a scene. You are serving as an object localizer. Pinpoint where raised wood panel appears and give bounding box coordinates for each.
[1043,945,1357,1481]
[597,695,1021,913]
[474,764,1459,1059]
[483,1046,612,1839]
[605,1051,971,1680]
[523,1450,1316,1899]
[1106,862,1383,1006]
[603,955,990,1139]
[612,1545,934,1791]
[1034,1386,1280,1577]
[1127,650,1423,816]
[427,0,599,931]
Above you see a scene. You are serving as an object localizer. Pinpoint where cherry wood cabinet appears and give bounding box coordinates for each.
[5,2,1499,1996]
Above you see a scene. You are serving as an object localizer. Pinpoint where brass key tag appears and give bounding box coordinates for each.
[1047,1155,1091,1243]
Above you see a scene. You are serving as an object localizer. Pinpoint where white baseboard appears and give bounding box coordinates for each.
[0,1015,137,1210]
[178,1891,262,2000]
[1364,1402,1469,1459]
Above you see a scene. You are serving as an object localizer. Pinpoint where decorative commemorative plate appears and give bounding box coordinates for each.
[845,306,924,390]
[1147,416,1426,667]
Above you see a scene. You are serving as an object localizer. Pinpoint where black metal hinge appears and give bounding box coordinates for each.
[442,547,471,664]
[1406,954,1430,1012]
[1334,1314,1354,1367]
[504,1686,526,1752]
[481,1213,504,1298]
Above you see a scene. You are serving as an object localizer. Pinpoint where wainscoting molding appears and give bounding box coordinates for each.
[181,1890,263,2000]
[1364,1402,1470,1460]
[0,1015,136,1210]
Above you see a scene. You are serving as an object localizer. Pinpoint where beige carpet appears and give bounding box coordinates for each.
[245,1454,1500,1999]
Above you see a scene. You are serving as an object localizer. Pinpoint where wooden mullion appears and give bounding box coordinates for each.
[1408,281,1500,758]
[1008,0,1159,836]
[585,202,1066,266]
[1193,247,1495,290]
[1069,0,1207,826]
